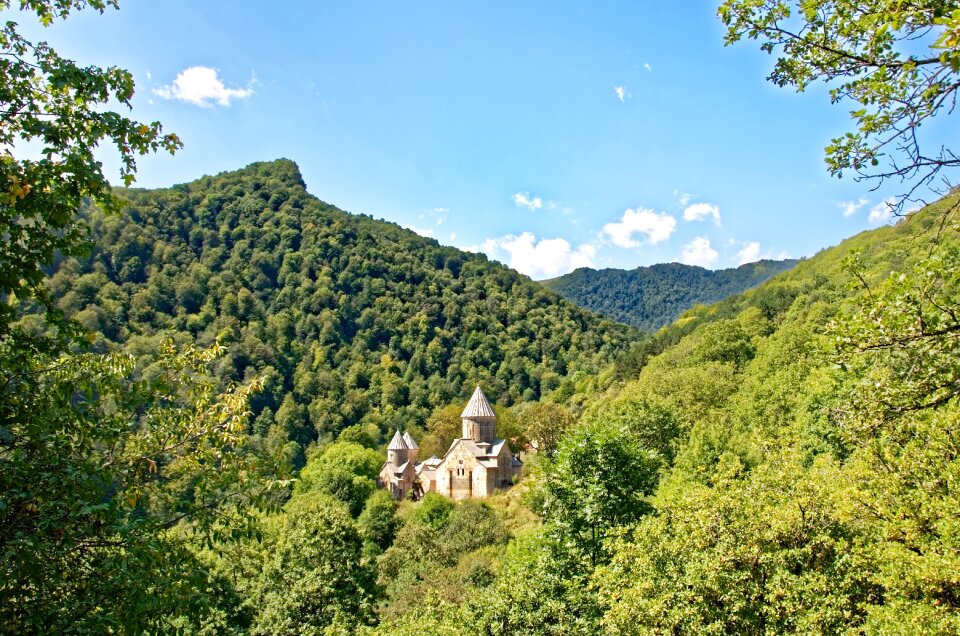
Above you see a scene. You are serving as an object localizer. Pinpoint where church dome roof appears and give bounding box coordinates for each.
[402,431,419,449]
[461,385,496,419]
[387,430,409,450]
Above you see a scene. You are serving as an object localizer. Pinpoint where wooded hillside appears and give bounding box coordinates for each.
[37,159,635,452]
[543,259,797,331]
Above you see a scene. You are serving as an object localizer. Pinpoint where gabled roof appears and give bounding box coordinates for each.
[402,431,419,450]
[387,430,408,451]
[419,456,441,468]
[442,437,510,462]
[461,385,496,419]
[416,456,441,475]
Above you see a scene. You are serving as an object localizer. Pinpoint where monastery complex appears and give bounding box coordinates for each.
[378,386,522,500]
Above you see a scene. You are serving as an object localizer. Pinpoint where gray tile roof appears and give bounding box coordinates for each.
[460,385,496,419]
[402,431,418,449]
[387,430,408,451]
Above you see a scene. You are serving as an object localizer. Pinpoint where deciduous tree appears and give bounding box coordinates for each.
[719,0,960,209]
[0,0,180,329]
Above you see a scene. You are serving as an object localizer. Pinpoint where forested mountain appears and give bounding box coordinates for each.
[38,159,635,451]
[542,259,798,331]
[8,1,960,633]
[16,161,960,632]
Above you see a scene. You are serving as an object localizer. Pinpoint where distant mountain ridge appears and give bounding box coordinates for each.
[542,259,799,331]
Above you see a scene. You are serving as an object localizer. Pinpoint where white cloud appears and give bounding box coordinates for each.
[680,237,719,267]
[644,62,652,72]
[406,225,435,238]
[602,207,676,248]
[433,207,449,213]
[614,85,627,102]
[868,198,896,224]
[682,202,721,225]
[678,192,693,206]
[482,232,596,278]
[154,66,254,107]
[837,197,868,218]
[735,241,762,265]
[513,192,543,210]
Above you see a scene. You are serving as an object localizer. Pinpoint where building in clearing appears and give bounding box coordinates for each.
[378,386,522,500]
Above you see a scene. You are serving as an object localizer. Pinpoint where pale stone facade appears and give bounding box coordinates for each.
[378,430,419,500]
[378,386,522,500]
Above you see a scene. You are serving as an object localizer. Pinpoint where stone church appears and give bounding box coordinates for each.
[378,386,522,500]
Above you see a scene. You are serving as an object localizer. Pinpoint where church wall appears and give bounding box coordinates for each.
[379,461,417,500]
[495,445,519,488]
[436,441,490,499]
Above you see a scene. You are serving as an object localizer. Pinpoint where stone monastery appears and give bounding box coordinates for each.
[378,386,522,500]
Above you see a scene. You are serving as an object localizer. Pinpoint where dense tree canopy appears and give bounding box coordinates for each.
[0,4,278,633]
[365,191,960,634]
[543,260,797,331]
[38,159,636,452]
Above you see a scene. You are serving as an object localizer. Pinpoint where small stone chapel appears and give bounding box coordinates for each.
[378,386,522,500]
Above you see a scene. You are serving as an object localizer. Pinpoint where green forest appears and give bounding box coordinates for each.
[3,0,960,634]
[543,259,798,331]
[40,159,634,455]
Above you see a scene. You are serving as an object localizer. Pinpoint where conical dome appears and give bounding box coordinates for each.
[402,431,418,449]
[461,386,496,419]
[387,430,409,450]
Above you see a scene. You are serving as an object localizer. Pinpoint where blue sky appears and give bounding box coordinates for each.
[16,1,951,278]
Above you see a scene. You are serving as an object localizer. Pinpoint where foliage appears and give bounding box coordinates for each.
[718,0,960,206]
[438,500,510,560]
[471,531,601,635]
[518,401,576,457]
[295,440,383,516]
[0,340,272,633]
[543,259,796,331]
[533,415,663,563]
[405,491,455,531]
[596,453,876,635]
[375,496,509,619]
[338,423,380,450]
[250,493,377,635]
[420,404,465,458]
[370,529,599,636]
[0,0,180,331]
[358,490,399,552]
[575,195,960,632]
[827,241,960,631]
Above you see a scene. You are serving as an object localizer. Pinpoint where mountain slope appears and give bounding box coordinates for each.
[371,189,960,632]
[542,259,798,331]
[40,159,637,447]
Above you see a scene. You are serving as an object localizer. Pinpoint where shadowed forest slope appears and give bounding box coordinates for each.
[542,259,798,331]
